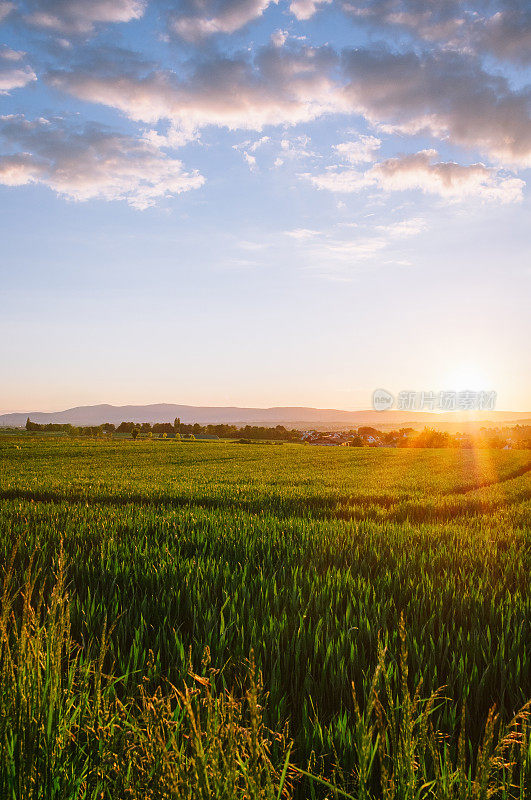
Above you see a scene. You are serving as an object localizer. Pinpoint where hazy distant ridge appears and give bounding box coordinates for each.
[0,403,528,429]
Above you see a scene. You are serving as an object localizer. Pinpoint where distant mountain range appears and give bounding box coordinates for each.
[1,403,529,430]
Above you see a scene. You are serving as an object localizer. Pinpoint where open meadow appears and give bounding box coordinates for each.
[0,437,530,798]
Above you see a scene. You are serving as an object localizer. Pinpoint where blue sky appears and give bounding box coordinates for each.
[0,0,530,412]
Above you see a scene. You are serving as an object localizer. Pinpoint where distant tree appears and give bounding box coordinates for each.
[131,428,140,440]
[347,436,363,447]
[381,431,399,445]
[358,426,379,436]
[174,417,181,433]
[153,423,174,434]
[410,428,450,448]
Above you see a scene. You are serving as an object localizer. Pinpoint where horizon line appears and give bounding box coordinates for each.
[1,402,530,417]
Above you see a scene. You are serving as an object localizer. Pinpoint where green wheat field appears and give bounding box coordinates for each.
[1,437,530,799]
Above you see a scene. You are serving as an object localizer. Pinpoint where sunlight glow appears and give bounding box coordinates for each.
[444,364,492,392]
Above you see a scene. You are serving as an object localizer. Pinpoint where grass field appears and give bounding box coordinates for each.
[0,438,530,798]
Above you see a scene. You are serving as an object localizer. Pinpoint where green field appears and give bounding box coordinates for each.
[1,438,530,798]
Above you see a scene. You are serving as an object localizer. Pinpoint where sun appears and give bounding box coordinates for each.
[444,364,491,392]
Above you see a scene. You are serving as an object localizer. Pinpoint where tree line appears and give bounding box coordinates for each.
[23,417,531,447]
[25,417,302,441]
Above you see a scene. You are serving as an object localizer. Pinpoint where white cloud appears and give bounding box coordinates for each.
[243,151,257,170]
[249,135,270,152]
[0,47,37,94]
[170,0,278,41]
[233,134,269,168]
[284,211,431,277]
[375,217,428,237]
[296,232,388,276]
[334,135,381,164]
[0,115,204,208]
[321,236,386,260]
[302,167,373,192]
[304,149,525,203]
[279,134,314,159]
[23,0,145,34]
[285,232,389,280]
[373,150,525,202]
[47,44,345,132]
[284,228,321,239]
[290,0,331,21]
[271,28,288,47]
[142,124,200,149]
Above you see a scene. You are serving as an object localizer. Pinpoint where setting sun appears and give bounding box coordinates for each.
[444,365,492,393]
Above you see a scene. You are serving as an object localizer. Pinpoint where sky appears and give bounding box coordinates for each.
[0,0,530,413]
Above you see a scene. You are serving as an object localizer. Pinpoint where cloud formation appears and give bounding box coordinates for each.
[22,0,145,34]
[305,149,525,203]
[342,0,531,64]
[334,135,381,163]
[46,42,531,168]
[169,0,278,40]
[341,47,531,166]
[283,215,434,276]
[284,227,321,239]
[375,217,427,238]
[1,1,529,215]
[47,44,344,131]
[0,115,204,208]
[271,28,288,46]
[0,47,36,94]
[0,1,14,22]
[290,0,331,21]
[287,228,390,276]
[372,150,524,202]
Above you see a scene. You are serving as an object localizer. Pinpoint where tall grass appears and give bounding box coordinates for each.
[0,549,295,799]
[0,557,528,799]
